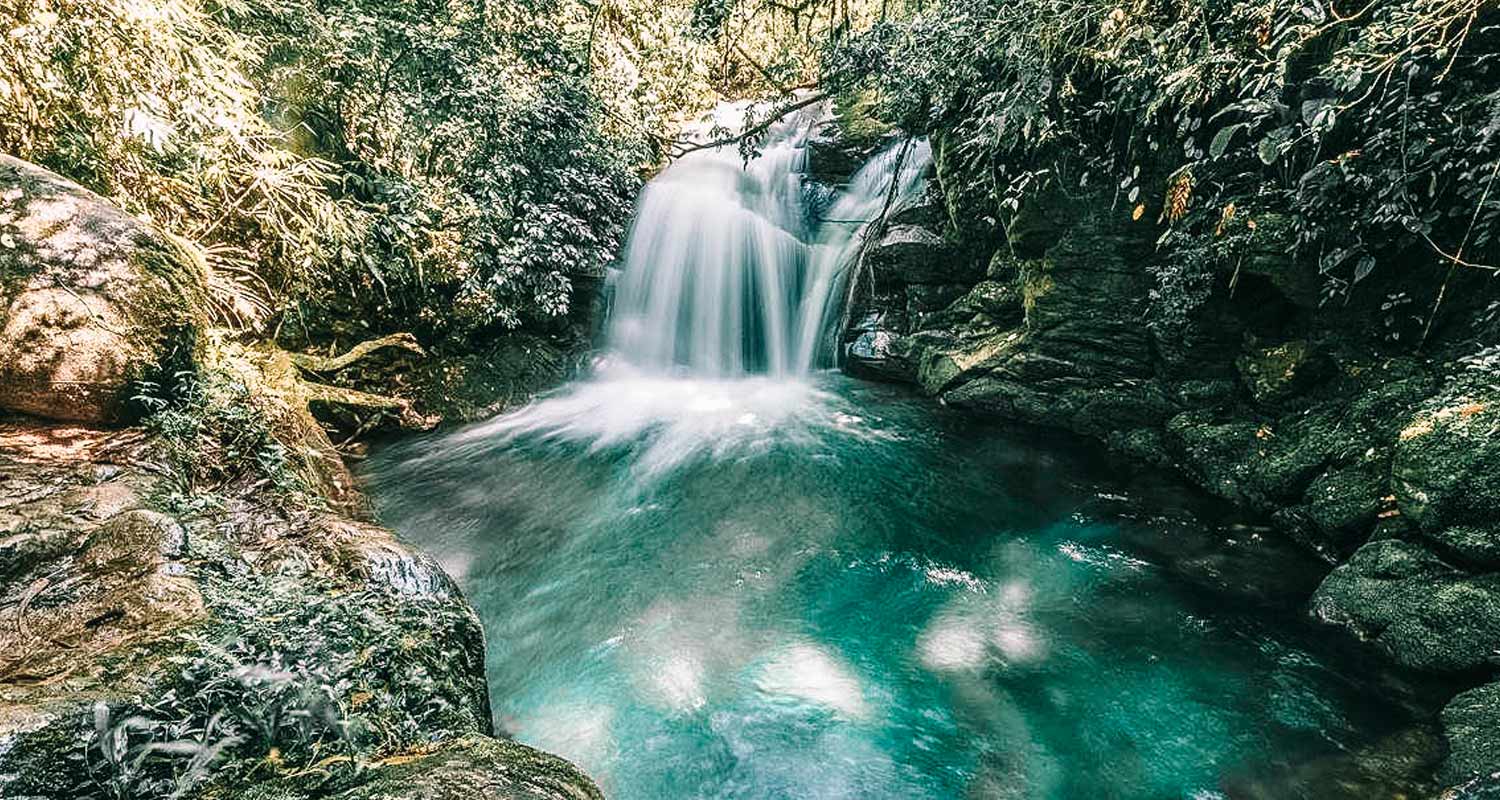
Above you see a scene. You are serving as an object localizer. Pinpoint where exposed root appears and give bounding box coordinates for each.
[288,332,426,374]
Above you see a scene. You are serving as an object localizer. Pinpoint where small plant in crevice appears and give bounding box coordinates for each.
[1380,291,1423,344]
[131,370,303,510]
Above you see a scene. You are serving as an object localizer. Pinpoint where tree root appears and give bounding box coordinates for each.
[285,333,436,431]
[288,332,426,373]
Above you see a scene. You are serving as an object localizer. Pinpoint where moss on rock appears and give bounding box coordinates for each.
[0,155,209,424]
[1311,538,1500,672]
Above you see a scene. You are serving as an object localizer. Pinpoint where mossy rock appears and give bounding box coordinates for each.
[1442,682,1500,789]
[238,736,602,800]
[1311,538,1500,672]
[1393,376,1500,565]
[1236,339,1329,407]
[0,155,209,424]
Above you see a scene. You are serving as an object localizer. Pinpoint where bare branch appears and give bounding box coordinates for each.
[288,332,426,374]
[670,93,828,159]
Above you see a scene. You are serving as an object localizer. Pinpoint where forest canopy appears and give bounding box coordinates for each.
[3,0,1496,344]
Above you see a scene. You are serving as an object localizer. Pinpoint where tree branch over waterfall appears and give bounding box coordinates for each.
[669,92,828,160]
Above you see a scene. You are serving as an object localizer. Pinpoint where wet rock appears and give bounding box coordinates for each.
[906,283,969,329]
[1311,538,1500,672]
[1441,682,1500,788]
[1447,775,1500,800]
[806,121,871,185]
[917,281,1024,335]
[910,329,1024,395]
[889,198,947,228]
[843,311,913,383]
[867,224,977,286]
[0,155,208,423]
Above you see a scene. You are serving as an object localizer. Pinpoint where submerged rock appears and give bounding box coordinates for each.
[0,156,209,423]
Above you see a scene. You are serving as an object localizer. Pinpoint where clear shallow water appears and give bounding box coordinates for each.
[365,371,1436,800]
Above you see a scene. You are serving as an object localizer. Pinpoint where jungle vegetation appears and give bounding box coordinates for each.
[3,0,1496,347]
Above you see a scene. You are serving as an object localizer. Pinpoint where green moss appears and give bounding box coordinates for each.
[832,88,893,149]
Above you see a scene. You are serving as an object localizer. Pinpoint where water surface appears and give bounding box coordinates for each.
[366,371,1434,799]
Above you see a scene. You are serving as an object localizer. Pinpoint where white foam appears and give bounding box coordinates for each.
[757,643,870,719]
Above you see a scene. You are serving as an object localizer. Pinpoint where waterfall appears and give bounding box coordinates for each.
[607,101,932,377]
[444,101,932,479]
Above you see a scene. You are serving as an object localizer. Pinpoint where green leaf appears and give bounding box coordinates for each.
[1257,126,1293,166]
[1209,122,1247,159]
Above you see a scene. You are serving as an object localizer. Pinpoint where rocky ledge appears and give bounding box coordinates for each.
[0,156,600,799]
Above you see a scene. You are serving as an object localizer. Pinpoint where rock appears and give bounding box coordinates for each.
[1236,339,1329,407]
[806,121,872,185]
[889,198,947,228]
[0,416,589,800]
[906,283,969,329]
[0,155,208,423]
[306,735,601,800]
[1275,461,1389,556]
[1446,775,1500,800]
[1311,538,1500,672]
[1426,525,1500,570]
[1393,377,1500,566]
[867,224,978,286]
[1238,213,1322,309]
[1442,682,1500,788]
[916,281,1024,335]
[1163,409,1338,512]
[842,311,913,383]
[910,329,1024,395]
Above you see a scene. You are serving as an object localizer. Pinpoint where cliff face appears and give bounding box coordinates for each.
[822,131,1500,794]
[0,158,600,800]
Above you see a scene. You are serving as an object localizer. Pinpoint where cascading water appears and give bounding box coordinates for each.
[608,101,931,377]
[365,101,1432,800]
[438,101,936,477]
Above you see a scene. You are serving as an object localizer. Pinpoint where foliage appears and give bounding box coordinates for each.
[825,0,1500,321]
[132,370,303,508]
[0,0,647,339]
[85,572,482,798]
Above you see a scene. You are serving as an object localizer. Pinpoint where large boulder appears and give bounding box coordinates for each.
[1393,376,1500,567]
[0,419,598,800]
[1310,538,1500,672]
[0,155,208,423]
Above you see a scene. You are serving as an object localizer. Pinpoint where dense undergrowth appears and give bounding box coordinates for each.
[823,0,1500,339]
[89,573,482,799]
[0,0,906,349]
